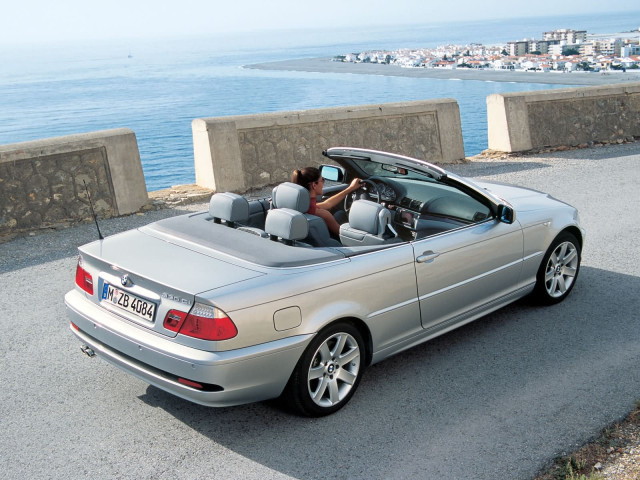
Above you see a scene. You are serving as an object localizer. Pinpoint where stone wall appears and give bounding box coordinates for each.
[487,82,640,152]
[192,100,464,192]
[7,86,638,235]
[0,129,148,235]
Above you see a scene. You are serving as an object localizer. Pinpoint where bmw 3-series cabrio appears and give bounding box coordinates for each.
[65,147,584,416]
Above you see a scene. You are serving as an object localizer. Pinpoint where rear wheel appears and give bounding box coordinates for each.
[283,322,365,417]
[532,232,581,305]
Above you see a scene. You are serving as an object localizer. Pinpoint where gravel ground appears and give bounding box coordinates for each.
[599,421,640,480]
[535,402,640,479]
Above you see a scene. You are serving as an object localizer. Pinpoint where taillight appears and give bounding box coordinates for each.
[164,302,237,341]
[75,256,94,295]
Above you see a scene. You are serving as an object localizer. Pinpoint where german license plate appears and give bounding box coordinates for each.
[101,283,156,321]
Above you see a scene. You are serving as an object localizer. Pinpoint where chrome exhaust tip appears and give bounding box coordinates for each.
[80,345,96,358]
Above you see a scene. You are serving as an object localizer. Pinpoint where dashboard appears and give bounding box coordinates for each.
[361,179,396,202]
[360,176,492,239]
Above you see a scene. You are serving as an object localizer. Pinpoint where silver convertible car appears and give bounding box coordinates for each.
[65,148,584,416]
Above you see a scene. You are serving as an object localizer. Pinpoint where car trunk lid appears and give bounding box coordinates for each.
[78,228,264,336]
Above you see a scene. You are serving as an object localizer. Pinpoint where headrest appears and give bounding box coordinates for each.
[265,208,309,242]
[348,200,391,236]
[209,192,249,224]
[271,182,310,213]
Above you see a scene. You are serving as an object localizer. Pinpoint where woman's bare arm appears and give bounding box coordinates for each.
[317,178,361,211]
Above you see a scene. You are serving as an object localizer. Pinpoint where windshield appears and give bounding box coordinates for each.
[351,158,432,181]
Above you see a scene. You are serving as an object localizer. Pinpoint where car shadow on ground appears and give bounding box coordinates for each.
[138,265,640,480]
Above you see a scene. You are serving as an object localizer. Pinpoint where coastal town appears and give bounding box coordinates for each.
[334,27,640,73]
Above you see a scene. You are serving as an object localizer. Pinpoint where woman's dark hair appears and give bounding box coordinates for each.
[291,166,321,191]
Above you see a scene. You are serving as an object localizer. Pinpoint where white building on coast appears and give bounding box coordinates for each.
[333,26,640,73]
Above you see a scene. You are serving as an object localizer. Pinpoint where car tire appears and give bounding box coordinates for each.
[283,322,365,417]
[532,231,581,305]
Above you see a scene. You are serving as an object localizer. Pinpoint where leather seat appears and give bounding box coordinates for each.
[271,182,341,248]
[339,200,399,247]
[265,208,309,246]
[209,192,249,227]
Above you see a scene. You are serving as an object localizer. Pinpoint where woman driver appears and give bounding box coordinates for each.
[291,167,361,236]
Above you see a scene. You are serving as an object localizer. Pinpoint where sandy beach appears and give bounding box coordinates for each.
[247,57,640,86]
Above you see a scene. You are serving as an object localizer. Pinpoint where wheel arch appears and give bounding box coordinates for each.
[280,315,373,416]
[530,225,583,305]
[320,316,373,367]
[561,225,584,250]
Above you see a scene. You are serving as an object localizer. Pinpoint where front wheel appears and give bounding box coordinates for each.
[283,322,366,417]
[531,232,581,305]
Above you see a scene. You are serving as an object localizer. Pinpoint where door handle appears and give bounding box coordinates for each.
[416,251,440,263]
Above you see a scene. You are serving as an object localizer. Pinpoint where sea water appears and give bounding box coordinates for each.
[0,11,637,191]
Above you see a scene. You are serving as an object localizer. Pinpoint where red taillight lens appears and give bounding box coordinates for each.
[175,303,237,341]
[75,256,94,295]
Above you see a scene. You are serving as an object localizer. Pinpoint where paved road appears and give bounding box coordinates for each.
[1,143,639,479]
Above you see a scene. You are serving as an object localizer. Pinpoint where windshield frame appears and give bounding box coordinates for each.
[323,147,509,218]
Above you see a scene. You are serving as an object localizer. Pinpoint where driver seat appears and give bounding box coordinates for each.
[271,182,341,248]
[339,200,399,247]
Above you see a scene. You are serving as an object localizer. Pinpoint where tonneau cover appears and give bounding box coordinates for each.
[141,212,346,268]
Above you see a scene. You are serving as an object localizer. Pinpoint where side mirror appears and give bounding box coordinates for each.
[320,165,345,183]
[498,205,515,224]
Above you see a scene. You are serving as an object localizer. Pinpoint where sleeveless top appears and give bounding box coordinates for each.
[308,196,317,215]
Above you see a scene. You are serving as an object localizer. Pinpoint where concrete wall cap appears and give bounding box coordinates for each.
[493,81,640,103]
[197,99,459,129]
[0,128,136,162]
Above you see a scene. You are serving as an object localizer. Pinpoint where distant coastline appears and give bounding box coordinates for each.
[246,57,640,85]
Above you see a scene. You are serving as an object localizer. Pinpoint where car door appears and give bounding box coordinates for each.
[412,218,524,333]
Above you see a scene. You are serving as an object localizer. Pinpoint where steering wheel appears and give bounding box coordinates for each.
[344,179,381,212]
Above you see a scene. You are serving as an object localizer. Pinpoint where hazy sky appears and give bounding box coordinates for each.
[2,0,639,46]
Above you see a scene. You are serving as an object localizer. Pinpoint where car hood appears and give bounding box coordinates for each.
[80,228,265,295]
[471,179,567,212]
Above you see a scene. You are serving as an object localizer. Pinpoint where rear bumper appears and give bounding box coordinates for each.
[65,289,312,407]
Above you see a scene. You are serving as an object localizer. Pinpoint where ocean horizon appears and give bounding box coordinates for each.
[1,11,638,191]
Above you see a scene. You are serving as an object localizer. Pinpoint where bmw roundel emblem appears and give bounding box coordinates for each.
[121,274,132,287]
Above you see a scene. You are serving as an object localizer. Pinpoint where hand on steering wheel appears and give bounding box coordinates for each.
[344,179,380,212]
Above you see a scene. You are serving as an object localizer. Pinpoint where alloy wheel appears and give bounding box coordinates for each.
[307,332,361,408]
[544,240,579,298]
